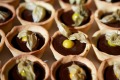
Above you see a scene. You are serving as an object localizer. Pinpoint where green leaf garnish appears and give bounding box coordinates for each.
[105,31,120,47]
[0,11,9,21]
[69,31,88,43]
[101,9,120,24]
[32,6,46,22]
[17,59,35,80]
[113,62,120,80]
[17,30,38,51]
[71,5,89,26]
[25,1,46,22]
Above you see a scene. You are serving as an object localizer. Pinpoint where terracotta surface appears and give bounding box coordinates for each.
[0,0,101,80]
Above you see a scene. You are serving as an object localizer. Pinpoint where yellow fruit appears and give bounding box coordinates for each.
[72,13,79,21]
[62,39,74,49]
[22,36,27,42]
[107,40,116,47]
[20,70,26,77]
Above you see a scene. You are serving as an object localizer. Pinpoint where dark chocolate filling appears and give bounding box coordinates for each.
[62,0,87,4]
[97,34,120,55]
[104,65,118,80]
[11,33,45,52]
[21,9,51,22]
[101,0,120,3]
[56,61,92,80]
[0,7,12,23]
[60,9,91,27]
[100,12,120,28]
[52,34,86,56]
[8,62,45,80]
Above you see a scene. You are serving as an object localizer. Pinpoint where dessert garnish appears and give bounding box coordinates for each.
[101,9,120,24]
[68,63,86,80]
[105,31,120,47]
[0,10,10,22]
[69,0,86,5]
[56,21,88,49]
[17,58,35,80]
[113,62,120,80]
[71,5,89,26]
[25,0,46,22]
[17,30,38,51]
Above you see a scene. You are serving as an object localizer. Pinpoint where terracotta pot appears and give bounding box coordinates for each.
[92,29,120,61]
[50,31,91,60]
[16,1,55,30]
[98,56,120,80]
[51,55,98,80]
[94,0,120,9]
[0,3,15,34]
[1,54,50,80]
[55,8,94,33]
[5,25,49,58]
[59,0,92,9]
[94,6,120,30]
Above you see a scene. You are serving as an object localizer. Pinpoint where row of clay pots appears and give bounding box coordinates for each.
[2,0,119,35]
[0,54,97,80]
[1,50,120,80]
[59,0,120,9]
[0,0,120,33]
[0,0,54,8]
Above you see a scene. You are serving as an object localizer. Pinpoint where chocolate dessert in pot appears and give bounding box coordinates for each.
[21,1,52,23]
[52,34,86,55]
[97,34,120,55]
[11,30,45,52]
[22,9,51,22]
[60,10,91,27]
[100,9,120,28]
[56,61,92,80]
[104,66,118,80]
[8,60,45,80]
[0,7,12,23]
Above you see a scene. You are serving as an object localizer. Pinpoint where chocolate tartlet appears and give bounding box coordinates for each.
[0,7,12,23]
[104,65,117,80]
[55,6,94,32]
[95,6,120,30]
[94,0,120,9]
[51,55,97,80]
[8,61,45,80]
[5,25,49,57]
[50,31,91,60]
[21,9,51,23]
[92,29,120,61]
[1,54,50,80]
[58,0,92,9]
[97,34,120,55]
[52,34,86,55]
[98,56,120,80]
[60,9,91,27]
[56,61,92,80]
[0,3,15,34]
[16,1,55,30]
[11,31,45,52]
